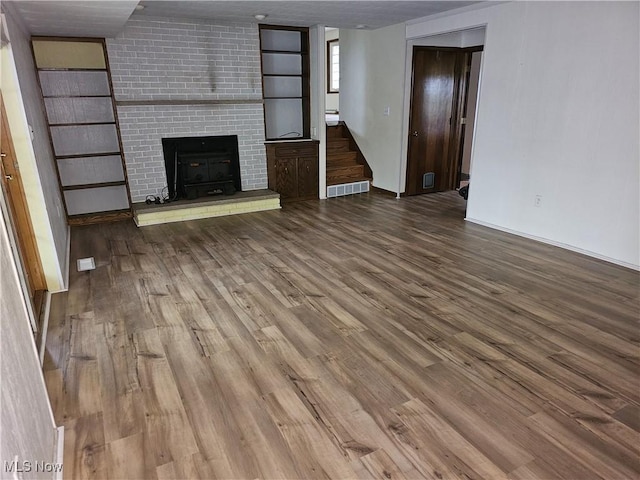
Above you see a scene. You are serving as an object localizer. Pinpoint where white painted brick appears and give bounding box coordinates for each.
[117,103,267,201]
[107,17,268,202]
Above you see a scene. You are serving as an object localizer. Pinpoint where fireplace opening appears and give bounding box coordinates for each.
[162,135,241,201]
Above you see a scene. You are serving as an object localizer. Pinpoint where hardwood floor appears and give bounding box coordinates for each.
[43,191,640,480]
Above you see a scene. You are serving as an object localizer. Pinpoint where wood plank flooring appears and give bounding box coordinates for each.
[44,191,640,479]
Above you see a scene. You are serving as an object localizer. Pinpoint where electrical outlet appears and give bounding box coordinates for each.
[383,106,390,116]
[534,195,542,207]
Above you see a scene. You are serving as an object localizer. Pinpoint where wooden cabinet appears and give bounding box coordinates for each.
[266,141,318,201]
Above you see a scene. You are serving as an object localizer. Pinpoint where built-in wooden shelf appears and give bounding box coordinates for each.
[261,49,309,55]
[67,209,132,226]
[37,67,108,72]
[33,36,133,224]
[55,151,121,160]
[116,99,264,106]
[263,96,309,100]
[43,94,112,99]
[62,181,126,191]
[259,25,310,141]
[263,74,303,78]
[49,121,116,127]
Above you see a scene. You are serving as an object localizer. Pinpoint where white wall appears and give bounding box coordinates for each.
[0,199,59,478]
[406,1,639,268]
[1,6,68,290]
[325,28,339,112]
[310,25,327,199]
[340,23,406,192]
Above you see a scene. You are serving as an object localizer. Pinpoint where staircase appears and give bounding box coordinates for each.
[326,123,371,197]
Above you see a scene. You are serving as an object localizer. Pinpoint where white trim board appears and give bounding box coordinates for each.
[54,426,64,480]
[62,225,71,292]
[465,217,640,272]
[38,290,52,366]
[48,225,70,294]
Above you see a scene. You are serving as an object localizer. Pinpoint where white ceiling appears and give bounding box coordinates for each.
[134,1,479,29]
[6,1,140,38]
[6,1,479,37]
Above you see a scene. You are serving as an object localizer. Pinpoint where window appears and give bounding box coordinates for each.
[327,39,339,93]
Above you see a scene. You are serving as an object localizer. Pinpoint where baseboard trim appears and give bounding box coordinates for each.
[38,290,52,366]
[54,425,64,480]
[370,185,398,197]
[62,225,70,291]
[465,217,639,271]
[50,225,71,294]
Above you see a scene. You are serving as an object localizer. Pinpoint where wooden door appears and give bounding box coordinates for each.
[406,48,459,195]
[0,95,47,320]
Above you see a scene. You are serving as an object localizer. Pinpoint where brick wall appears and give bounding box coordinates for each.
[106,16,267,202]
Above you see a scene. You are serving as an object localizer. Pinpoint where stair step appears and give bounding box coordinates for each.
[327,151,358,164]
[327,160,360,169]
[327,138,350,152]
[327,175,371,186]
[327,164,366,185]
[327,125,345,138]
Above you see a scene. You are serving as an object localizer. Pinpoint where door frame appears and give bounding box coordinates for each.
[399,27,486,198]
[406,46,464,195]
[451,46,484,189]
[0,94,45,332]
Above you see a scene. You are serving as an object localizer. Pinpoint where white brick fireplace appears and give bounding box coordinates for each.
[106,16,267,203]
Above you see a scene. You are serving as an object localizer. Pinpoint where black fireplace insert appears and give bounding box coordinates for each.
[162,135,241,200]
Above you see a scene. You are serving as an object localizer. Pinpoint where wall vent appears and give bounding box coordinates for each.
[327,180,370,198]
[423,172,435,189]
[77,257,96,271]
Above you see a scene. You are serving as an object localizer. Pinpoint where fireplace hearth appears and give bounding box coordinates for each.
[162,135,241,201]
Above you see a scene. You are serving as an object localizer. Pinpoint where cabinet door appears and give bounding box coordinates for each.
[275,157,298,199]
[297,156,318,199]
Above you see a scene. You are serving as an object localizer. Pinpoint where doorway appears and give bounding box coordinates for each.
[456,50,482,191]
[325,27,340,125]
[406,45,482,196]
[0,94,47,330]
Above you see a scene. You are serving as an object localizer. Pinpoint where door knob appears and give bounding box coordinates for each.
[411,131,419,137]
[5,174,13,181]
[0,153,6,158]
